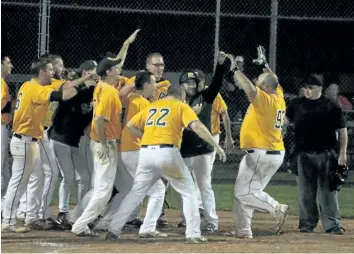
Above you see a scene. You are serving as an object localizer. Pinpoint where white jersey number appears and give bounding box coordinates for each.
[274,109,285,130]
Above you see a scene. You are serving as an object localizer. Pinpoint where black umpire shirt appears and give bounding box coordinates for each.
[49,86,95,147]
[286,95,346,153]
[180,63,225,158]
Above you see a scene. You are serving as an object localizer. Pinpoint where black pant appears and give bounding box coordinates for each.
[296,151,342,231]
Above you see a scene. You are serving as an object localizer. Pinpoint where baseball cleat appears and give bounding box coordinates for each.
[125,218,143,228]
[157,213,169,227]
[55,212,72,230]
[223,231,253,239]
[74,229,100,237]
[202,223,218,233]
[2,224,30,233]
[139,230,168,238]
[25,219,52,231]
[105,231,120,241]
[177,219,186,228]
[186,236,208,244]
[275,204,290,234]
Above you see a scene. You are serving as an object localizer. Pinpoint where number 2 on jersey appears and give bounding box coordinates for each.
[146,108,170,127]
[275,109,285,130]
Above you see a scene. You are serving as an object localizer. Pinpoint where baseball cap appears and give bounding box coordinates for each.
[179,71,200,84]
[73,60,97,74]
[193,69,205,81]
[304,74,323,87]
[97,56,122,76]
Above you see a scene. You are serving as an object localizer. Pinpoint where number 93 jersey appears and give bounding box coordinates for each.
[240,85,286,151]
[129,98,199,149]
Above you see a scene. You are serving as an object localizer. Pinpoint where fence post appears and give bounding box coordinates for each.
[38,0,50,57]
[269,0,278,72]
[214,0,221,71]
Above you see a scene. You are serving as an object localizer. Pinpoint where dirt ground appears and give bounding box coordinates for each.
[2,209,354,253]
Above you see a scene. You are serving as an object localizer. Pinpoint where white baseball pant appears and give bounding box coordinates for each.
[23,129,59,222]
[79,135,94,187]
[2,135,39,226]
[233,148,285,236]
[94,151,141,230]
[52,140,91,213]
[108,145,201,239]
[184,153,218,228]
[71,140,118,234]
[1,124,11,205]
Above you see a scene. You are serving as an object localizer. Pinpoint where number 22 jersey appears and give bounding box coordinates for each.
[240,85,286,151]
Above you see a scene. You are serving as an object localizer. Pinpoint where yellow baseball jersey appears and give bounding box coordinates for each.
[211,93,228,135]
[240,85,285,150]
[44,78,66,127]
[13,79,54,139]
[1,78,11,124]
[90,81,122,141]
[129,98,198,148]
[120,93,150,152]
[126,76,171,101]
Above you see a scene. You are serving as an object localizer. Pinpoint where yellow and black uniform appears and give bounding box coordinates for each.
[126,76,171,101]
[12,79,54,139]
[1,78,12,125]
[240,85,285,151]
[119,93,150,152]
[90,81,122,141]
[211,93,228,135]
[130,98,198,148]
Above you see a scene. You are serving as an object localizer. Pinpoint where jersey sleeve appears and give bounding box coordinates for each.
[33,85,54,104]
[213,93,228,114]
[180,103,199,128]
[1,80,8,110]
[251,86,273,111]
[129,109,147,129]
[333,104,346,129]
[95,92,115,121]
[276,84,284,98]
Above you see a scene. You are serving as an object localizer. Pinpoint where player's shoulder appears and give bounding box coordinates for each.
[126,76,136,85]
[156,79,171,89]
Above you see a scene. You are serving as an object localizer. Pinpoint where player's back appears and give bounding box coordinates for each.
[120,93,150,151]
[240,86,286,151]
[140,98,194,148]
[13,80,54,139]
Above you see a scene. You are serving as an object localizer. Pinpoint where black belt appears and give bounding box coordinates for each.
[247,149,281,155]
[141,144,174,148]
[13,133,37,142]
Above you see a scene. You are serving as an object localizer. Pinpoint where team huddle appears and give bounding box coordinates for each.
[1,30,291,243]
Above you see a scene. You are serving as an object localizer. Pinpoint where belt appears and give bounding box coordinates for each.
[141,144,174,148]
[13,133,38,142]
[304,150,329,154]
[247,149,281,155]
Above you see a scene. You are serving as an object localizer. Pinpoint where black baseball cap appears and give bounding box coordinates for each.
[179,71,200,84]
[97,56,122,76]
[73,60,97,74]
[304,74,323,87]
[193,69,205,81]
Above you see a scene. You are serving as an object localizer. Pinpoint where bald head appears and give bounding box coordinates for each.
[257,73,278,91]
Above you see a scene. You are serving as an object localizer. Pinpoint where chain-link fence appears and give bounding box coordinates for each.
[2,0,354,182]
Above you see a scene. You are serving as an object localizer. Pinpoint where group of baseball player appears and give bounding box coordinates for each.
[2,28,344,244]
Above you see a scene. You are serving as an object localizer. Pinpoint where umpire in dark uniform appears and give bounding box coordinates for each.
[285,75,347,235]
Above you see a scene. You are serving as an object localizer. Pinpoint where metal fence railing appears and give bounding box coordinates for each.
[2,0,354,181]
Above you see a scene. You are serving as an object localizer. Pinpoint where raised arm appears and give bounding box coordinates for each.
[203,52,227,103]
[116,29,140,70]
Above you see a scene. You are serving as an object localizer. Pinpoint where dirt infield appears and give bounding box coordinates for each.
[2,209,354,253]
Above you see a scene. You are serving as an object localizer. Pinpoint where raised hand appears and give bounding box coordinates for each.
[125,29,141,44]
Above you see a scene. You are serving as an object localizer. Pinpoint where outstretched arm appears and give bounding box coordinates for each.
[203,52,227,104]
